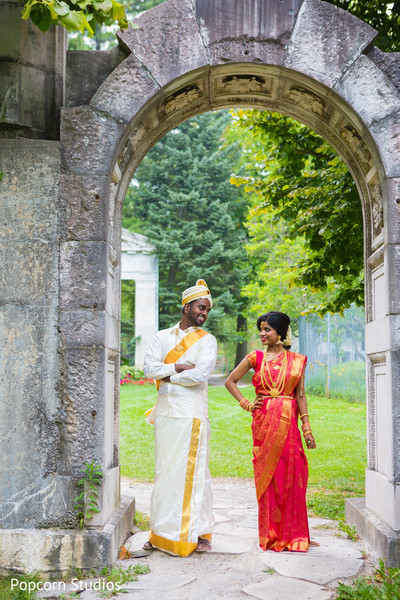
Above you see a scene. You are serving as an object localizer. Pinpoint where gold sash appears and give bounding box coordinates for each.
[145,328,210,424]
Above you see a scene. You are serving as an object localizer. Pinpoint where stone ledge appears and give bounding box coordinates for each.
[345,497,400,567]
[0,495,135,578]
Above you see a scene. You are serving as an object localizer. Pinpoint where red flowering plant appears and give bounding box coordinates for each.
[120,365,154,386]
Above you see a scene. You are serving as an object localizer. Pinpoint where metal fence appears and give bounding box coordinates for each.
[298,306,366,402]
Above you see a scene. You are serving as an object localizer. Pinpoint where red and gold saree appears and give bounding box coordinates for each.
[247,350,309,552]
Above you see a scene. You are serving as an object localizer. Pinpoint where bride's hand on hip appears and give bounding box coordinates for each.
[251,395,264,411]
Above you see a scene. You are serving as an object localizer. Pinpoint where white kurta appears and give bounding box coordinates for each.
[143,323,217,556]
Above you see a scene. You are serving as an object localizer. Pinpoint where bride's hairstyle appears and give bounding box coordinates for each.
[257,311,291,349]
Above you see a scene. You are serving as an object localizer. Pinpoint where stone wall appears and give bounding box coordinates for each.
[0,140,72,528]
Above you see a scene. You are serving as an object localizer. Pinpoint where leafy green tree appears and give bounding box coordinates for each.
[22,0,128,36]
[123,111,250,366]
[121,279,137,364]
[230,110,363,315]
[242,212,324,322]
[67,0,166,49]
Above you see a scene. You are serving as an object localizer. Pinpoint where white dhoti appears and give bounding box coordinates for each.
[143,321,218,557]
[149,415,214,557]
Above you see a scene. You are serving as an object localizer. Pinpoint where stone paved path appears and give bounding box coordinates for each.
[39,478,378,600]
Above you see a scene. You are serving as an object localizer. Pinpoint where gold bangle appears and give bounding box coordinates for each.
[300,413,309,419]
[239,399,251,412]
[301,422,311,430]
[303,429,312,436]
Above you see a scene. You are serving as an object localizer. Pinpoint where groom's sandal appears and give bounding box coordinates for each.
[196,537,212,552]
[142,541,154,550]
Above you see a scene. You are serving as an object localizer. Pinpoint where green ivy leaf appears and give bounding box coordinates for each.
[92,0,112,12]
[60,9,83,30]
[76,0,92,9]
[111,0,125,22]
[60,9,93,34]
[53,1,70,17]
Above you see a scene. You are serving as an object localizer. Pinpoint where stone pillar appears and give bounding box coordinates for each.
[120,229,159,369]
[0,140,64,530]
[346,181,400,566]
[134,274,159,369]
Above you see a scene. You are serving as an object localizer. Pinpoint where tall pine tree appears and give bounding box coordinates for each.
[123,111,250,366]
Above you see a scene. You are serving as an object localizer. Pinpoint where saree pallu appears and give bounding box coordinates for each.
[149,415,213,556]
[247,350,309,552]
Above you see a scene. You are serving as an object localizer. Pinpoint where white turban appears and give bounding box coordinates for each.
[181,279,213,308]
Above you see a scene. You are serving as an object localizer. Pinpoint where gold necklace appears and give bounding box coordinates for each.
[260,350,287,397]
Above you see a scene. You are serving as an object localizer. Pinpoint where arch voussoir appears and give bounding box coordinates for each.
[367,47,400,91]
[194,0,303,67]
[285,0,377,89]
[117,0,207,87]
[60,105,125,176]
[369,114,400,179]
[334,54,400,130]
[90,54,161,125]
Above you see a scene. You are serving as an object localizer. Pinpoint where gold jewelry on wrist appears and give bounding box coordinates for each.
[301,421,311,430]
[299,413,309,419]
[303,429,312,436]
[239,399,252,412]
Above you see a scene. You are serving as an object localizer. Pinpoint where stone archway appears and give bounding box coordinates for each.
[61,0,400,566]
[1,0,400,575]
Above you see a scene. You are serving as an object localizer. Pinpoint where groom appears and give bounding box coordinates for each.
[143,279,217,556]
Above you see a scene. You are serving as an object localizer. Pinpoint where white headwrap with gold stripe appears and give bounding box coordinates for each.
[181,279,213,307]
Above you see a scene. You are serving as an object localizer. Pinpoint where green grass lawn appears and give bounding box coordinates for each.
[120,384,366,520]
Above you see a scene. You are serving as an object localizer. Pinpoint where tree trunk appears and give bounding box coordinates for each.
[234,314,248,367]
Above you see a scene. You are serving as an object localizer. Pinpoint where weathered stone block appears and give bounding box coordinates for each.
[59,171,109,242]
[0,61,23,128]
[60,241,107,310]
[66,46,127,108]
[58,345,107,474]
[368,47,400,92]
[0,303,63,527]
[0,240,59,304]
[0,7,60,68]
[346,497,400,568]
[387,244,400,314]
[59,309,107,347]
[61,106,125,175]
[195,0,303,66]
[391,349,400,480]
[334,54,400,128]
[0,4,66,138]
[370,114,400,179]
[0,1,23,61]
[286,0,377,89]
[0,475,77,530]
[0,140,61,242]
[117,0,207,87]
[0,495,135,578]
[383,178,400,246]
[90,53,161,125]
